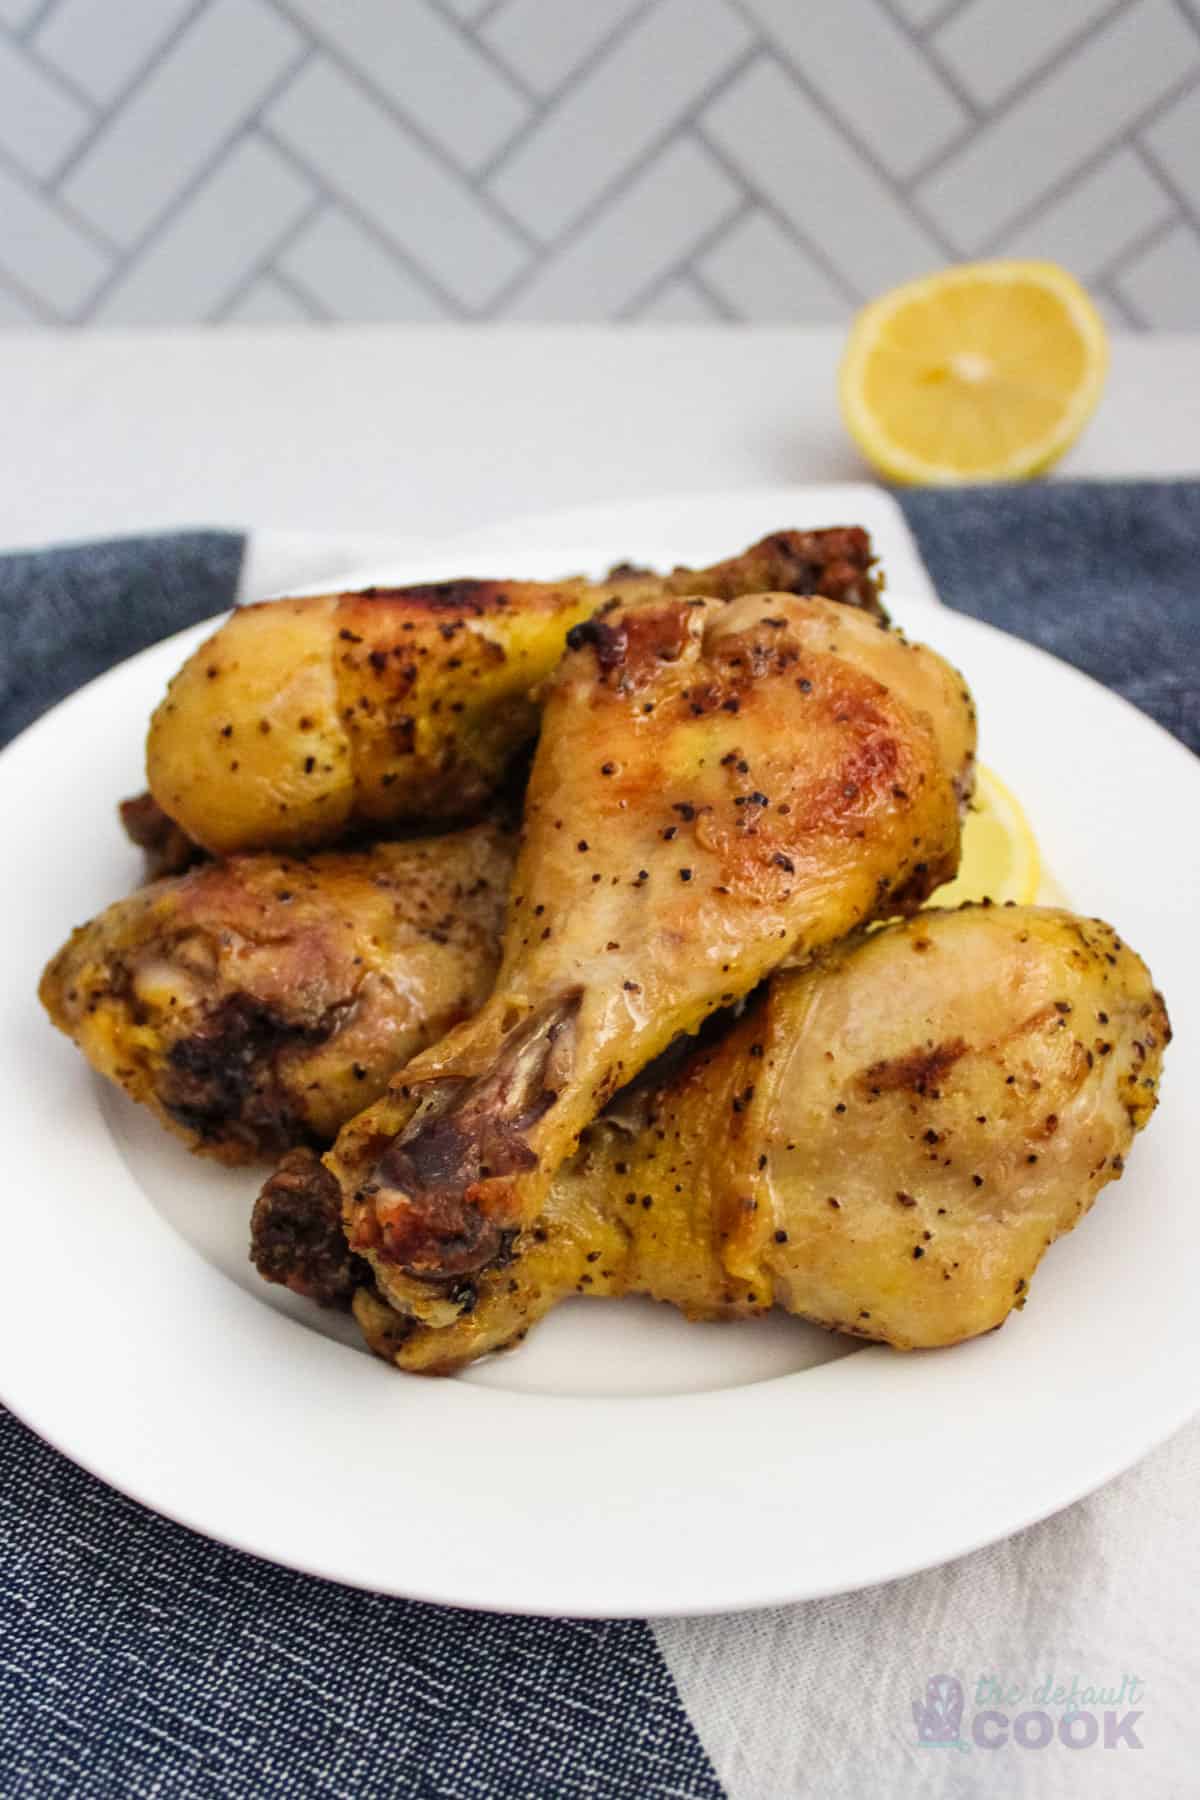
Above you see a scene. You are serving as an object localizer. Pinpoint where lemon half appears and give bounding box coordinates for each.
[840,260,1108,485]
[930,764,1041,909]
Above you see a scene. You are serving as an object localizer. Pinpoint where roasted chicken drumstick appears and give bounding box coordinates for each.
[40,824,513,1161]
[146,528,881,854]
[328,591,976,1329]
[255,905,1168,1369]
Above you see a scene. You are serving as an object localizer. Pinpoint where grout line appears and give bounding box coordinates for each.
[477,40,762,315]
[469,0,660,193]
[727,0,976,163]
[253,264,345,325]
[964,64,1200,259]
[1122,62,1200,139]
[0,262,59,325]
[208,187,325,321]
[1170,0,1200,39]
[693,121,867,305]
[890,114,976,202]
[1132,117,1200,231]
[285,38,542,253]
[213,260,328,325]
[902,0,1138,191]
[45,0,212,192]
[1092,278,1142,326]
[257,123,470,319]
[73,41,314,321]
[14,34,100,115]
[201,245,320,327]
[721,0,963,263]
[424,0,542,106]
[265,0,541,145]
[1103,273,1151,325]
[687,268,740,322]
[910,28,984,124]
[0,135,120,255]
[626,264,726,322]
[615,192,753,321]
[916,0,974,36]
[1097,209,1184,282]
[856,0,985,124]
[16,0,60,41]
[260,262,334,321]
[965,139,1147,257]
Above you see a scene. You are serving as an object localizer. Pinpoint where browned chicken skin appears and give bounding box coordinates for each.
[253,1147,365,1304]
[119,790,203,878]
[39,519,1172,1387]
[327,592,976,1330]
[254,906,1169,1372]
[40,824,513,1161]
[145,528,882,854]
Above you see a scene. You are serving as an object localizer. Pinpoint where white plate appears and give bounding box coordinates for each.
[3,489,1198,1618]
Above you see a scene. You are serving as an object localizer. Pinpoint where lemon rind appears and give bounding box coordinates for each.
[839,260,1109,486]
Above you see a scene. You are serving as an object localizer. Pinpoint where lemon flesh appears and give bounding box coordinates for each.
[930,764,1041,908]
[840,260,1108,485]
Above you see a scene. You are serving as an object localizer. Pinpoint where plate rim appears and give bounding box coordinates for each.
[4,507,1198,1618]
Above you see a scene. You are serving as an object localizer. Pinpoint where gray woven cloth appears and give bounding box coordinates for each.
[0,482,1196,1799]
[0,531,245,750]
[896,480,1200,754]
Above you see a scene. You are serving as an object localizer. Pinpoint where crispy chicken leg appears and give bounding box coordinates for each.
[40,823,513,1161]
[327,592,976,1328]
[258,905,1167,1369]
[146,529,881,854]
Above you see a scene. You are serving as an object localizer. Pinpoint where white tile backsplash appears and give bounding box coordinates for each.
[505,136,740,319]
[704,58,945,295]
[0,159,111,314]
[1115,222,1200,326]
[438,0,494,18]
[60,0,302,246]
[0,277,41,323]
[34,0,196,106]
[279,206,449,322]
[267,56,527,308]
[0,0,43,27]
[917,0,1199,252]
[224,271,316,324]
[481,0,647,97]
[0,0,1196,325]
[633,276,723,323]
[1143,82,1200,214]
[888,0,958,28]
[0,29,89,178]
[487,0,751,242]
[279,0,528,173]
[699,210,848,321]
[738,0,969,178]
[998,148,1175,282]
[933,0,1112,111]
[91,134,313,323]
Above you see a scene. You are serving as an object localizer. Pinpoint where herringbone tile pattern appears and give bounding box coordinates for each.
[0,0,1197,327]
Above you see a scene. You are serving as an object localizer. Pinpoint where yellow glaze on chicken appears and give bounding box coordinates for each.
[40,824,513,1161]
[330,904,1167,1371]
[146,529,882,854]
[328,592,976,1329]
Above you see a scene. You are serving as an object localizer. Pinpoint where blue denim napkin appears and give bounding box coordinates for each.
[896,480,1200,755]
[0,483,1196,1799]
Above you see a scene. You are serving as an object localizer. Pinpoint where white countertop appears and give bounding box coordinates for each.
[5,326,1199,551]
